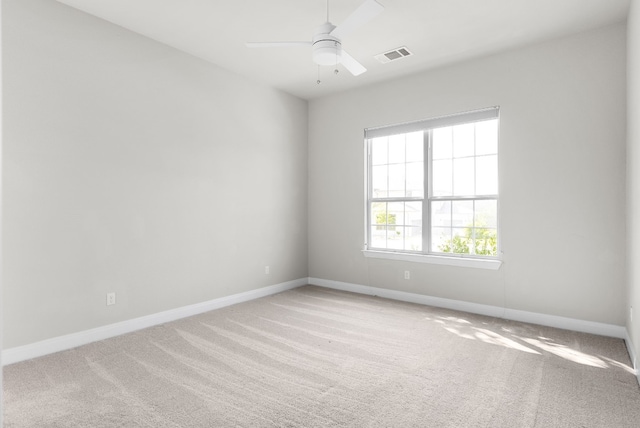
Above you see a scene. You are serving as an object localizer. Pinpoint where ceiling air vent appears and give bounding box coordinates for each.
[375,46,413,64]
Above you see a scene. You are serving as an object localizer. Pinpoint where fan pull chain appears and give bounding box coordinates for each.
[317,65,321,85]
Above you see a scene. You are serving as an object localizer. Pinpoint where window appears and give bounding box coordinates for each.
[365,107,499,262]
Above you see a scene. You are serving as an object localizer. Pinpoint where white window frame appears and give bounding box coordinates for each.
[363,107,502,270]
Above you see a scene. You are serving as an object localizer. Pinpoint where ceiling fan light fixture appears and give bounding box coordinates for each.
[313,39,342,65]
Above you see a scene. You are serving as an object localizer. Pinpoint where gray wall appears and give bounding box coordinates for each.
[2,0,308,348]
[628,0,640,368]
[309,24,627,325]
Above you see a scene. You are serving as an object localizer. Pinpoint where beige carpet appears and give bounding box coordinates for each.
[4,285,640,427]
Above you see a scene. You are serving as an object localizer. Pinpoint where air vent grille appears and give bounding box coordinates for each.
[375,46,413,64]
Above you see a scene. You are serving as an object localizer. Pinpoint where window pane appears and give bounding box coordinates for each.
[372,165,388,198]
[476,155,498,195]
[405,201,423,227]
[431,200,451,227]
[371,202,387,230]
[405,226,422,251]
[406,132,423,162]
[406,162,424,198]
[452,200,473,227]
[453,123,474,158]
[475,199,497,228]
[474,228,497,256]
[370,225,388,249]
[453,157,474,196]
[432,227,452,253]
[387,226,404,250]
[433,127,452,160]
[432,159,452,196]
[371,137,388,165]
[388,202,405,226]
[476,119,498,155]
[388,134,405,164]
[451,228,471,254]
[388,164,406,197]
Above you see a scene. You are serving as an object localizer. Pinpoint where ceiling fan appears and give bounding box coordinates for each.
[246,0,384,77]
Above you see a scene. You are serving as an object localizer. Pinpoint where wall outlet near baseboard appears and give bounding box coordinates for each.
[265,266,270,275]
[106,292,116,306]
[404,270,410,280]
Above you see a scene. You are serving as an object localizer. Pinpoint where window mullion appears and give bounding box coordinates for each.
[430,195,497,201]
[366,139,372,249]
[424,130,431,254]
[371,197,423,203]
[471,200,476,255]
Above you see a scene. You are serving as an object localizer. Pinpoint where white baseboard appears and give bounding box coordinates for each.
[503,308,627,339]
[2,278,308,366]
[4,277,633,370]
[310,277,506,318]
[624,331,640,385]
[309,277,627,339]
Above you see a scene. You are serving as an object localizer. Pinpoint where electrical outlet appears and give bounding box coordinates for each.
[265,266,270,274]
[404,270,410,280]
[106,292,116,306]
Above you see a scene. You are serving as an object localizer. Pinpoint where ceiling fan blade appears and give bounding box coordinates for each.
[341,50,367,76]
[330,0,384,40]
[245,41,311,48]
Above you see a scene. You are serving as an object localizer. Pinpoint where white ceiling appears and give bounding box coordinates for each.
[56,0,630,100]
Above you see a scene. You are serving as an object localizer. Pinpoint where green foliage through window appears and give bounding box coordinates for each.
[375,212,396,231]
[438,225,497,256]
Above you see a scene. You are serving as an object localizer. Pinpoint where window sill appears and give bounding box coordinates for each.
[362,250,502,270]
